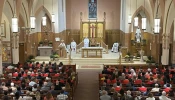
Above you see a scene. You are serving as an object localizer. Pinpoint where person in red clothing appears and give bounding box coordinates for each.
[138,84,147,95]
[115,82,121,92]
[163,83,171,93]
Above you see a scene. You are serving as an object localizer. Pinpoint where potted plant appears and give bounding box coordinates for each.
[39,41,43,46]
[30,59,35,62]
[27,55,35,63]
[129,55,134,62]
[50,55,54,61]
[54,54,59,61]
[125,55,130,62]
[49,41,53,46]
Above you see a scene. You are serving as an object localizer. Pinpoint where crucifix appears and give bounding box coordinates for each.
[89,24,96,38]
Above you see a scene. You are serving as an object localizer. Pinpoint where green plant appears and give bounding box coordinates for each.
[50,55,54,58]
[28,55,34,60]
[148,56,152,60]
[49,41,53,44]
[54,54,59,58]
[125,55,130,58]
[30,59,35,62]
[127,52,131,56]
[39,41,43,44]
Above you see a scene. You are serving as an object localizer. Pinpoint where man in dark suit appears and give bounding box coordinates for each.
[41,82,50,91]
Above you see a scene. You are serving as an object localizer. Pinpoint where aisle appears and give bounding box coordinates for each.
[74,69,101,100]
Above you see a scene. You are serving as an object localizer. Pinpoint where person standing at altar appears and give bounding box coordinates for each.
[59,40,68,53]
[84,37,89,47]
[71,40,77,52]
[111,42,119,53]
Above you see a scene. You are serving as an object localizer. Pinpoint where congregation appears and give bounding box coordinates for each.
[0,62,77,100]
[99,65,175,100]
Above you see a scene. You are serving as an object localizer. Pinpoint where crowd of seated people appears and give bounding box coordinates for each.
[99,65,175,100]
[0,61,77,100]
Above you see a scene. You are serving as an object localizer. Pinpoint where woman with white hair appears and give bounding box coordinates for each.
[159,91,171,100]
[125,90,133,100]
[130,69,136,77]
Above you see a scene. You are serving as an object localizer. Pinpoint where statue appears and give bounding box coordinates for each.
[135,27,141,43]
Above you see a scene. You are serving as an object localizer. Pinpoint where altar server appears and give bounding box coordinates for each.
[84,37,89,47]
[111,42,119,53]
[71,40,77,52]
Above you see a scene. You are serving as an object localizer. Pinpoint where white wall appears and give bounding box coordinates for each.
[58,0,66,32]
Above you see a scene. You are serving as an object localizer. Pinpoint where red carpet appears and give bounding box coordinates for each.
[74,69,101,100]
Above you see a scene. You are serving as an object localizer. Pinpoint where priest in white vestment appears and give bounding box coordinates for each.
[59,40,68,53]
[71,40,77,52]
[84,37,89,47]
[111,42,119,53]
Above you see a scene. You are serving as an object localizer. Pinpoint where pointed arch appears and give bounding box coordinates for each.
[0,0,7,23]
[129,6,153,32]
[35,6,52,22]
[35,6,54,32]
[149,0,155,13]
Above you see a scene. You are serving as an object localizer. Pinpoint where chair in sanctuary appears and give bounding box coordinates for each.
[90,38,97,47]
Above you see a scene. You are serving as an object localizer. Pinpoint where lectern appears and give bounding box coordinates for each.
[57,46,67,58]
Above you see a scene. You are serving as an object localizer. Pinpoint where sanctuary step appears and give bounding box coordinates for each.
[35,56,146,65]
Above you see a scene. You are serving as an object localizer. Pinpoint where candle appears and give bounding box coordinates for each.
[150,43,151,50]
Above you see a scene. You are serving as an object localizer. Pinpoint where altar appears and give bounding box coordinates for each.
[81,47,103,58]
[38,46,53,56]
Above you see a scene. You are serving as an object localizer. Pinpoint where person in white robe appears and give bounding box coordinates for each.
[71,40,77,52]
[84,37,89,47]
[111,42,119,53]
[135,27,141,43]
[59,40,68,53]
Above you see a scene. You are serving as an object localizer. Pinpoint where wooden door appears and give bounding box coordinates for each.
[19,43,25,63]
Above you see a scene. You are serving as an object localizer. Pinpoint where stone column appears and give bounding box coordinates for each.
[12,33,19,64]
[0,35,2,74]
[161,34,170,65]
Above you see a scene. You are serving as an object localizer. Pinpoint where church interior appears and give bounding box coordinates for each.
[0,0,175,100]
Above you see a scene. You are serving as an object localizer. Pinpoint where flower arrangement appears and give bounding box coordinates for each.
[26,55,35,62]
[39,41,43,44]
[50,51,59,61]
[49,41,52,44]
[146,56,155,63]
[125,55,130,58]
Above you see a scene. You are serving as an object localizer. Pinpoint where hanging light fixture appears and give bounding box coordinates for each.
[30,4,35,29]
[128,0,131,24]
[51,0,55,23]
[12,0,18,33]
[134,0,138,27]
[154,18,160,33]
[42,0,47,26]
[142,0,146,30]
[154,0,160,33]
[134,17,138,27]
